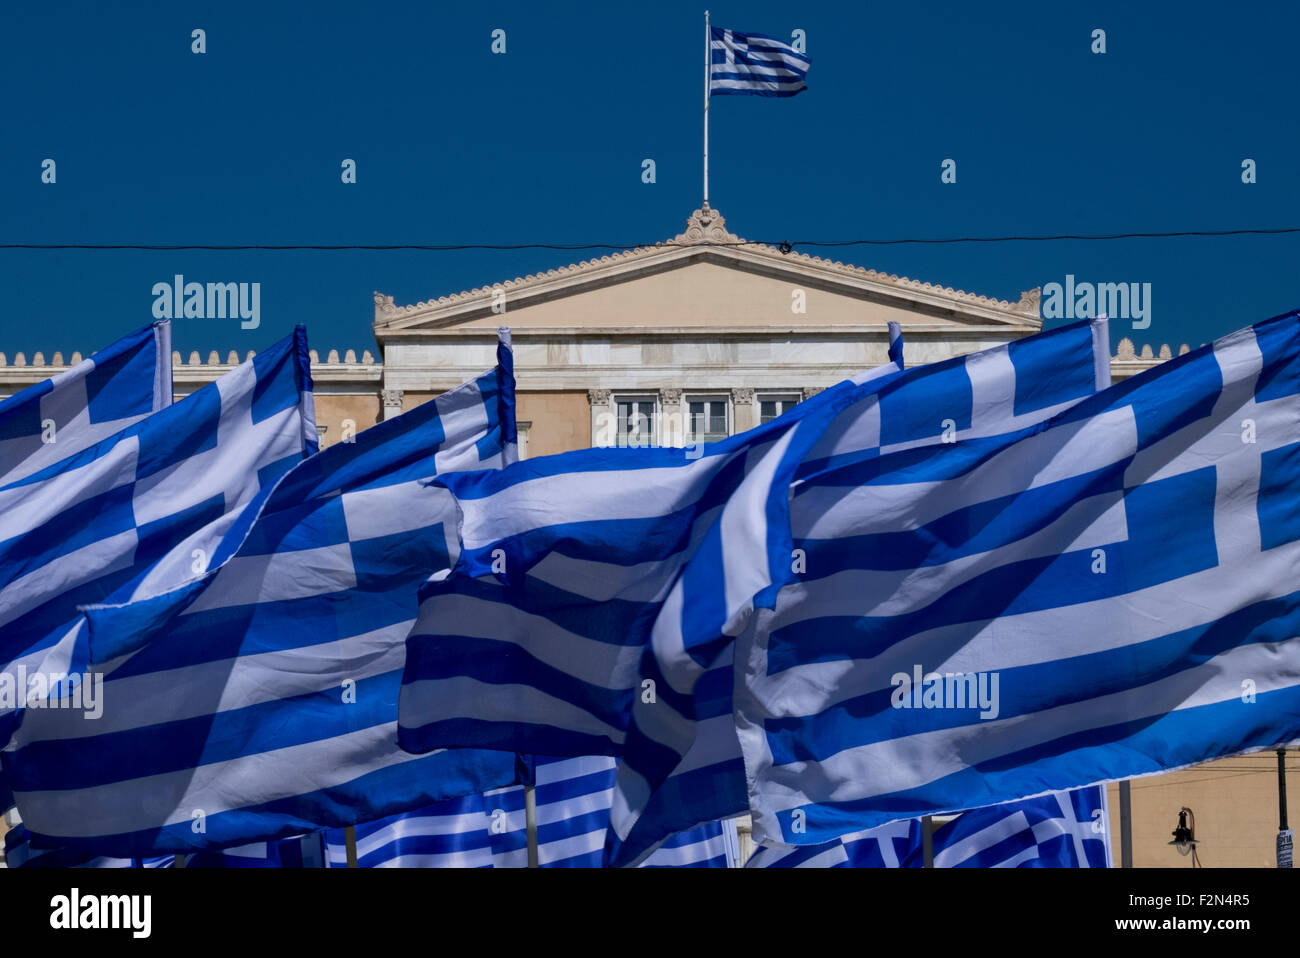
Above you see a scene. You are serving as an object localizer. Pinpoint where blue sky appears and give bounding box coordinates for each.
[2,1,1298,358]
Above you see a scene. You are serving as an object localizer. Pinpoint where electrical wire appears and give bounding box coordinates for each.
[2,225,1300,252]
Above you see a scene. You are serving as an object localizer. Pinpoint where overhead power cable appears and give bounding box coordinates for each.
[2,226,1299,253]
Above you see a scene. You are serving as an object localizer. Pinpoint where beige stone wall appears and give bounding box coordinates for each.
[314,394,381,448]
[400,392,437,413]
[1107,752,1298,867]
[434,260,1035,333]
[517,391,590,456]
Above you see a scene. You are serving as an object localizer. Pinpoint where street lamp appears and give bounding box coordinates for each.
[1168,806,1199,865]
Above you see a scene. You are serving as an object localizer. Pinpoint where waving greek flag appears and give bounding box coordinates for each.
[485,756,735,868]
[325,794,497,868]
[321,756,732,868]
[0,327,315,756]
[0,321,172,487]
[397,326,907,767]
[738,309,1300,848]
[4,331,523,858]
[608,318,1111,866]
[747,786,1109,868]
[3,824,173,869]
[710,27,810,97]
[747,818,919,868]
[926,788,1111,868]
[186,835,320,868]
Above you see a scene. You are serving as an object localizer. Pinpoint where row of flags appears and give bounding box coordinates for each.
[6,778,1107,869]
[3,327,523,857]
[3,296,1298,867]
[749,786,1110,868]
[326,757,735,869]
[393,307,1300,861]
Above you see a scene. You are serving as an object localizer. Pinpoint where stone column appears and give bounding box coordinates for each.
[588,388,613,448]
[731,387,757,434]
[660,388,685,447]
[382,388,404,421]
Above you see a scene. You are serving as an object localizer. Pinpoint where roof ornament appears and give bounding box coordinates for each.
[673,206,742,246]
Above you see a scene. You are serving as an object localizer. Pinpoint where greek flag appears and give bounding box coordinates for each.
[926,788,1111,868]
[747,818,919,868]
[737,309,1300,847]
[186,835,321,868]
[747,786,1110,867]
[325,794,497,868]
[710,27,810,97]
[0,327,315,752]
[4,332,524,858]
[321,757,732,868]
[3,824,173,869]
[485,757,735,868]
[607,318,1112,866]
[0,321,172,487]
[397,326,908,766]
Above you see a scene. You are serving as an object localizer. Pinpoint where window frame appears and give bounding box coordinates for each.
[613,393,660,448]
[757,392,803,426]
[684,393,732,445]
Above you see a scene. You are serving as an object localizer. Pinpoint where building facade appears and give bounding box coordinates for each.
[4,206,1289,868]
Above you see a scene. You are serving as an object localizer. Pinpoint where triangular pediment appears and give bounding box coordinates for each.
[373,207,1042,338]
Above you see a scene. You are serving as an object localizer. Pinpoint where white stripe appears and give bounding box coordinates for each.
[754,634,1300,816]
[458,454,736,550]
[414,592,644,691]
[933,811,1029,867]
[341,480,456,542]
[15,722,442,838]
[756,528,1300,719]
[791,405,1140,540]
[25,622,410,741]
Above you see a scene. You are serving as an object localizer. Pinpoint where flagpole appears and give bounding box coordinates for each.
[703,10,710,208]
[344,824,358,868]
[524,785,540,867]
[1119,780,1133,867]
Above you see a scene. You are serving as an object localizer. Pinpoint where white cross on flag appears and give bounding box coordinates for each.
[709,27,809,97]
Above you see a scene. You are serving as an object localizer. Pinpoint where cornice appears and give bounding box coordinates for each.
[377,323,1039,342]
[373,207,1044,332]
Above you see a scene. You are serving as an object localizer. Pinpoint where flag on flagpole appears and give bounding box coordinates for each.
[3,824,173,869]
[747,818,919,868]
[606,319,1111,866]
[396,330,907,767]
[923,788,1112,868]
[395,319,1113,865]
[0,321,172,487]
[324,795,497,869]
[322,756,734,868]
[483,756,735,868]
[747,786,1110,868]
[0,321,175,813]
[0,326,315,755]
[735,309,1300,848]
[4,331,524,858]
[710,27,810,97]
[186,835,319,868]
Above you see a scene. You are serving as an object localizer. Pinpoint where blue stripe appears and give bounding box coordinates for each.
[84,324,162,424]
[1008,319,1097,415]
[765,590,1300,762]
